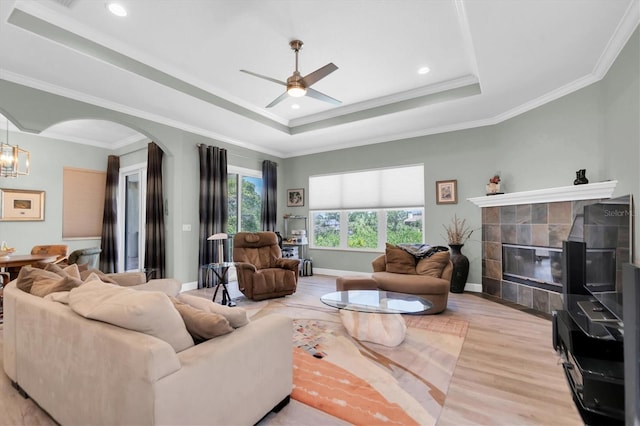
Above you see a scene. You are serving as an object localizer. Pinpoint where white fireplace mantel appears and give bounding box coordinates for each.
[467,180,618,207]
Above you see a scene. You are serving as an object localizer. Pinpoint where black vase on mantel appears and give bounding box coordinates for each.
[449,244,469,293]
[574,169,589,185]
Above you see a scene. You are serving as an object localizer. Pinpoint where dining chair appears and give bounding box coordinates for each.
[31,245,70,264]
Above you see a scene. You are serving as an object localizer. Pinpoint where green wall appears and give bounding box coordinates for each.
[283,28,640,283]
[1,28,637,285]
[0,132,109,254]
[0,86,282,282]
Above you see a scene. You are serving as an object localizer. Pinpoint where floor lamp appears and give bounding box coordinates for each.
[207,233,228,264]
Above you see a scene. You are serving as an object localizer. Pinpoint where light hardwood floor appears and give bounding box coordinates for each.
[0,275,583,425]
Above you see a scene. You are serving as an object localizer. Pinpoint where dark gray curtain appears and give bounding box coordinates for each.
[261,160,277,231]
[198,145,228,287]
[144,142,166,278]
[99,155,119,273]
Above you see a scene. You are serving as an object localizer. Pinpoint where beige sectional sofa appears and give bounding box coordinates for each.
[3,271,293,425]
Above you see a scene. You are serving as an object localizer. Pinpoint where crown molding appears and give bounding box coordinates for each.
[289,75,479,128]
[0,73,288,157]
[593,0,640,78]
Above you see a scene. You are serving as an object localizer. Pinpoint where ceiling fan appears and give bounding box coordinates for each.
[240,40,341,108]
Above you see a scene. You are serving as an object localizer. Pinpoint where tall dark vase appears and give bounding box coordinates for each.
[449,244,469,293]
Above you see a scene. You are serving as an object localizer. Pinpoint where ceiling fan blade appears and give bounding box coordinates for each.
[300,63,338,87]
[240,69,286,86]
[306,88,341,105]
[266,91,289,108]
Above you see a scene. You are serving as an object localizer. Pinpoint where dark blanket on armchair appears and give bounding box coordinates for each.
[397,244,449,260]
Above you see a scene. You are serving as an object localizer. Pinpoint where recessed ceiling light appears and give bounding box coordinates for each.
[291,104,300,110]
[107,3,127,17]
[418,66,430,75]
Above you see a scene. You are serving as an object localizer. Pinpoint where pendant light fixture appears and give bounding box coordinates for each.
[0,117,30,178]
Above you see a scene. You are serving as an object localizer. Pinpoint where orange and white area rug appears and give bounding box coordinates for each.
[249,298,468,426]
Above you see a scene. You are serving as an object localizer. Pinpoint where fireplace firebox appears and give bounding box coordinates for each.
[502,243,616,293]
[502,244,562,291]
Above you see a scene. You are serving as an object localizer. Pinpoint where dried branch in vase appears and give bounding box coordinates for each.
[443,214,473,245]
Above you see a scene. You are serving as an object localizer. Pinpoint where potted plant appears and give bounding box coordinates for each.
[443,215,472,293]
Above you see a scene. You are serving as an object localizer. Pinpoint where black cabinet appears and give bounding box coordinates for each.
[553,310,624,424]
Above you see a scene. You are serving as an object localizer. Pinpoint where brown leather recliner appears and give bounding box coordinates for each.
[232,232,299,300]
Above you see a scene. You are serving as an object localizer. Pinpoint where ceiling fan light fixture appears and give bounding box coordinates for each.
[287,85,307,98]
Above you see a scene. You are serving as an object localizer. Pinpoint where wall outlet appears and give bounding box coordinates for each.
[182,224,191,231]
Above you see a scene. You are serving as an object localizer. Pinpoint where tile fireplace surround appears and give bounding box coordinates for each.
[468,181,617,315]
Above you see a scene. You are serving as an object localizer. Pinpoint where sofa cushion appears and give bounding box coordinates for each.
[44,291,71,304]
[177,293,249,328]
[80,269,118,284]
[69,280,194,352]
[384,243,417,274]
[44,263,81,280]
[30,275,83,297]
[373,271,450,295]
[169,297,233,343]
[416,251,451,278]
[129,278,182,297]
[16,266,65,293]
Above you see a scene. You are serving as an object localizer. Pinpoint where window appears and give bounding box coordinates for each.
[227,166,262,234]
[118,163,146,271]
[310,165,424,251]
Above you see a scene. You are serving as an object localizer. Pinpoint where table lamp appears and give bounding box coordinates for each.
[207,233,228,264]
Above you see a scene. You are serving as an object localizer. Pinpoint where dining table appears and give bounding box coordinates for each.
[0,254,58,281]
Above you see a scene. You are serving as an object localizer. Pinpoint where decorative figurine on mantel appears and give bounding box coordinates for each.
[486,174,502,195]
[574,169,589,185]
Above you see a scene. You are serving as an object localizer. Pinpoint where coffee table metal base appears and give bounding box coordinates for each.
[339,310,407,347]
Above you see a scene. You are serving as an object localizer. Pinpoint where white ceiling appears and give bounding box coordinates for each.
[1,0,638,157]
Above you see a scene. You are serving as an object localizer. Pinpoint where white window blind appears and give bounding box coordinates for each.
[309,165,424,210]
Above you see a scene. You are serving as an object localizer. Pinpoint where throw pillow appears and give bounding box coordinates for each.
[69,281,194,352]
[75,263,90,272]
[82,272,104,284]
[169,297,233,343]
[44,263,81,279]
[385,243,417,274]
[31,274,83,297]
[177,293,249,328]
[416,251,451,277]
[79,269,118,284]
[16,266,64,293]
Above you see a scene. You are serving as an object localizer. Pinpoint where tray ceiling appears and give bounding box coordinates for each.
[0,0,638,157]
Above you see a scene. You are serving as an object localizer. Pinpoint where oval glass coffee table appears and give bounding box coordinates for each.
[321,290,432,347]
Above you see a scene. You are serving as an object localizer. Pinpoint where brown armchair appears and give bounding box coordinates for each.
[232,232,299,301]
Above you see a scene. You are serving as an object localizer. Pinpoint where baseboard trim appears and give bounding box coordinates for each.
[181,272,482,294]
[465,283,482,293]
[181,281,198,292]
[313,268,371,277]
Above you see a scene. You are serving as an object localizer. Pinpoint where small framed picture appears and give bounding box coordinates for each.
[287,188,304,207]
[0,188,46,221]
[436,180,457,205]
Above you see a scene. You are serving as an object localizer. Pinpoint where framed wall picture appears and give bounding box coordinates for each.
[287,188,304,207]
[0,188,45,221]
[436,180,458,205]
